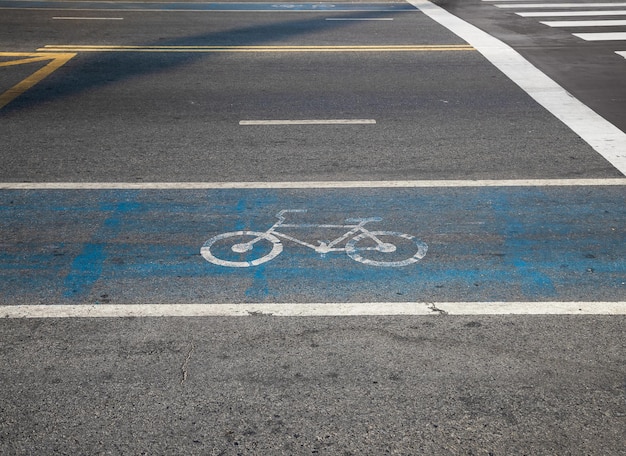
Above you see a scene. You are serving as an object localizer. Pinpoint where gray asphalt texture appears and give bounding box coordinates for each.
[0,6,621,182]
[442,0,626,134]
[1,1,625,454]
[2,316,625,454]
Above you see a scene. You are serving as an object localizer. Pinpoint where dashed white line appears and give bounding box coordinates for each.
[325,18,394,21]
[239,119,376,125]
[53,16,124,20]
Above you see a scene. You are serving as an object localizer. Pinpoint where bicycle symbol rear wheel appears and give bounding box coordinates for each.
[201,231,283,268]
[346,231,428,267]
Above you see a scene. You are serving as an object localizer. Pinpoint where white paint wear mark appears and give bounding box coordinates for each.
[201,209,428,268]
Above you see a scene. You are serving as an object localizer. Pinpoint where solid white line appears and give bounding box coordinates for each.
[518,10,626,17]
[407,0,626,176]
[1,179,625,190]
[2,302,625,318]
[617,50,626,58]
[573,31,626,40]
[541,19,626,26]
[239,119,376,125]
[0,6,408,13]
[496,3,626,8]
[325,18,394,21]
[52,16,124,20]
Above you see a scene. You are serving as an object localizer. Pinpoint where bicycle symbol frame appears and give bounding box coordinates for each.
[201,209,428,268]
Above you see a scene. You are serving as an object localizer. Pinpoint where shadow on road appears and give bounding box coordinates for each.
[0,8,413,114]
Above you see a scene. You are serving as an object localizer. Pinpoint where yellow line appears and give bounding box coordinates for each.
[41,44,473,49]
[1,44,472,109]
[0,53,76,110]
[1,52,58,56]
[0,56,58,67]
[39,44,475,53]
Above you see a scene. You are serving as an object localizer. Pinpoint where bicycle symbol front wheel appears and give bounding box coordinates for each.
[346,231,428,267]
[201,231,283,268]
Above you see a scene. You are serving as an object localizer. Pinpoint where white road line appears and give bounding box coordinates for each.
[1,302,625,318]
[407,0,626,176]
[1,179,625,190]
[52,16,124,20]
[541,19,626,26]
[617,50,626,57]
[518,10,626,17]
[573,31,626,40]
[0,7,405,13]
[239,119,376,125]
[325,18,394,21]
[496,3,626,8]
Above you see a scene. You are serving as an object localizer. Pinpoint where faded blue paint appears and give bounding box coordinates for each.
[245,264,271,301]
[62,198,140,299]
[62,244,104,299]
[0,187,624,304]
[490,191,557,298]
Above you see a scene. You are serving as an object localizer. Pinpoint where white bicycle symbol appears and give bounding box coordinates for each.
[201,209,428,268]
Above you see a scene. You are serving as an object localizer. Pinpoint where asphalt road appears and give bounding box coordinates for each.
[442,0,626,133]
[1,0,623,181]
[1,1,625,454]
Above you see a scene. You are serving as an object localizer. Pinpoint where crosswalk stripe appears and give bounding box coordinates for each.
[495,3,626,8]
[540,19,626,26]
[485,1,626,50]
[573,31,626,40]
[519,10,626,16]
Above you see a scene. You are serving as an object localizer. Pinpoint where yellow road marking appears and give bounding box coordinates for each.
[0,55,60,67]
[0,52,76,110]
[39,44,475,53]
[1,44,473,109]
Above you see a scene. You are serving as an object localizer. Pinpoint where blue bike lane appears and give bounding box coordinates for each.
[1,185,625,305]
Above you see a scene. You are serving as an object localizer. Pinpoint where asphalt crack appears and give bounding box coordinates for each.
[180,342,195,385]
[427,302,448,315]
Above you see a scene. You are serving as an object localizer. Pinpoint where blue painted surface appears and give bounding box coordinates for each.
[0,1,417,11]
[0,187,624,304]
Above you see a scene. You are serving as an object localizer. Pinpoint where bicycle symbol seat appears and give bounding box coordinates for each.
[201,209,428,268]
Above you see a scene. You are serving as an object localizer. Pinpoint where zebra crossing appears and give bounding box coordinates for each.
[483,0,626,57]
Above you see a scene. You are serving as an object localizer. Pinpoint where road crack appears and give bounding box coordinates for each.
[180,342,195,385]
[427,302,448,315]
